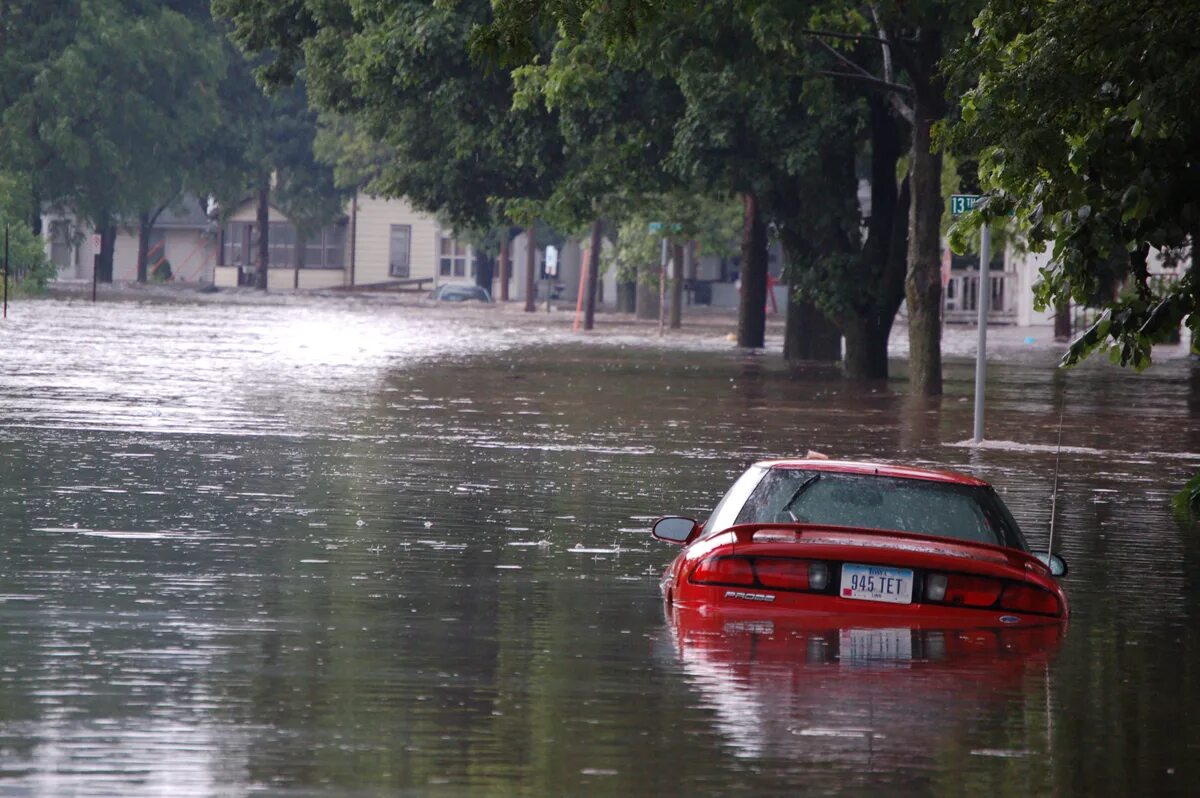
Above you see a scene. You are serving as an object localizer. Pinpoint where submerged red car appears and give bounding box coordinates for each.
[652,459,1069,625]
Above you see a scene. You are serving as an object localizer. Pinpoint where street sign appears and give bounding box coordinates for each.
[92,233,101,250]
[648,222,682,233]
[950,194,980,216]
[544,245,558,277]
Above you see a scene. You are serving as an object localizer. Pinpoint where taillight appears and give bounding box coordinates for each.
[755,558,811,590]
[925,573,1004,607]
[946,575,1003,607]
[1000,583,1062,617]
[691,556,755,586]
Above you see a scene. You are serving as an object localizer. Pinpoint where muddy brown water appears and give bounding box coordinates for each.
[1,297,1198,796]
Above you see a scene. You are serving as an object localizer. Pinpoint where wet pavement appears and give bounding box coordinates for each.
[1,296,1197,796]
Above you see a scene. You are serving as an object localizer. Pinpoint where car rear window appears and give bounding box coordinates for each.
[731,468,1025,549]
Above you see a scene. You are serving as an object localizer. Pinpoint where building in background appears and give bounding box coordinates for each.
[43,197,218,283]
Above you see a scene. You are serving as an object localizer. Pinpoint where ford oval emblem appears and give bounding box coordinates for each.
[999,615,1021,624]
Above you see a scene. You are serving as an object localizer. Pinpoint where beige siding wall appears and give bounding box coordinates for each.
[297,269,346,290]
[214,265,240,288]
[352,195,442,285]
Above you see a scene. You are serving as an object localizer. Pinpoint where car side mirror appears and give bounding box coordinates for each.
[1036,553,1069,577]
[652,516,698,544]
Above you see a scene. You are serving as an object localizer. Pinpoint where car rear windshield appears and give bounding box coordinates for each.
[729,468,1028,550]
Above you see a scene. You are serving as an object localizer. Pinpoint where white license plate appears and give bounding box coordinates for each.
[840,564,913,604]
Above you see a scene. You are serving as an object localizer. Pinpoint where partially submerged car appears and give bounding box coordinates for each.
[430,283,492,302]
[652,459,1069,625]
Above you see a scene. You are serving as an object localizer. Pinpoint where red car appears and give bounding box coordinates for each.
[652,459,1069,625]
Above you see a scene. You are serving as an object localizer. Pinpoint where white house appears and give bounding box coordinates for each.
[43,198,218,283]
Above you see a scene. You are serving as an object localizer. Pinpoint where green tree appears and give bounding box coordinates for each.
[487,0,978,388]
[944,0,1200,512]
[1,1,225,283]
[945,0,1199,369]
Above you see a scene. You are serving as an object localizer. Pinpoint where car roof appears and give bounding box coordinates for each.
[753,459,989,487]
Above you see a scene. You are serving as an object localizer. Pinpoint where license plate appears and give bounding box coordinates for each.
[839,564,913,604]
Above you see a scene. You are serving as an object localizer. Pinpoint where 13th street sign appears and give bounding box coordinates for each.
[950,194,980,216]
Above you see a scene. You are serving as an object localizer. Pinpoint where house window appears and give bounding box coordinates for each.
[389,225,411,278]
[268,222,295,268]
[439,235,468,277]
[222,221,252,267]
[303,225,346,269]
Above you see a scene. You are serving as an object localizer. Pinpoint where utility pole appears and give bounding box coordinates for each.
[3,225,9,319]
[973,222,991,443]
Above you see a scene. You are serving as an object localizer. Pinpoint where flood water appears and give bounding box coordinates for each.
[1,297,1198,796]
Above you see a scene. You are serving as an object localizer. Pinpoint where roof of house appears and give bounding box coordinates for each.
[154,198,213,230]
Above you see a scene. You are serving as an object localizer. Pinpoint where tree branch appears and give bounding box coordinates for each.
[818,68,913,97]
[812,37,914,120]
[802,28,892,47]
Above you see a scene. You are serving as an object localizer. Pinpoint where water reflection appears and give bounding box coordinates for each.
[668,605,1063,770]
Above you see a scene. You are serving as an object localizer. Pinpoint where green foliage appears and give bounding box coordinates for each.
[1,0,226,232]
[1175,472,1200,519]
[944,0,1200,369]
[215,0,566,233]
[611,194,740,285]
[0,173,55,294]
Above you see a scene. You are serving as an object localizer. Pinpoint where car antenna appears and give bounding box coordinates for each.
[1047,399,1066,561]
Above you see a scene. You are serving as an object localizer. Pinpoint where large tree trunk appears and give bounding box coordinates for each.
[617,278,636,313]
[584,219,602,330]
[523,221,536,312]
[738,191,768,347]
[843,317,891,379]
[255,176,269,291]
[843,101,909,380]
[669,242,684,329]
[784,292,841,362]
[1054,297,1072,340]
[498,235,510,301]
[96,222,116,283]
[900,31,946,396]
[136,212,151,284]
[475,251,494,290]
[1192,226,1200,355]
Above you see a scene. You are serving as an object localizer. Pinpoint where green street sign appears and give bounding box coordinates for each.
[950,194,980,216]
[648,222,682,233]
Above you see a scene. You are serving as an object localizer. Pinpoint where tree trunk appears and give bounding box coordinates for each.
[1192,226,1200,355]
[1054,297,1072,340]
[738,191,768,347]
[843,317,891,379]
[900,31,946,396]
[293,226,303,290]
[636,259,658,320]
[97,223,116,283]
[498,235,510,301]
[584,219,602,330]
[255,176,269,291]
[784,292,841,362]
[136,212,151,283]
[475,251,494,290]
[617,279,636,313]
[523,221,536,312]
[29,190,42,237]
[669,242,684,329]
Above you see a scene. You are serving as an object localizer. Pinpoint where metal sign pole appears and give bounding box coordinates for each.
[3,225,9,319]
[973,222,991,443]
[658,236,667,336]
